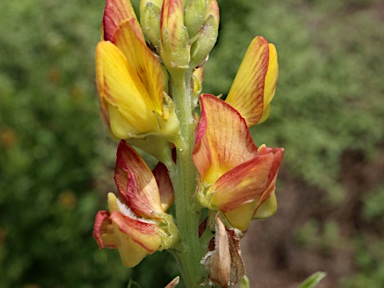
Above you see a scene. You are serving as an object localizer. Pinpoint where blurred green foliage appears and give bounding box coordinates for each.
[1,0,383,287]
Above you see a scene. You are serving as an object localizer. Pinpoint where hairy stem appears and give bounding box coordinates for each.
[169,70,201,287]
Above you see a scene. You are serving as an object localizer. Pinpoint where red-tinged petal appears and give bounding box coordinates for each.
[115,141,164,219]
[103,0,138,41]
[219,146,284,230]
[93,210,118,249]
[105,210,162,268]
[95,41,159,138]
[225,36,270,126]
[152,162,174,212]
[113,19,164,116]
[193,94,258,184]
[209,154,274,212]
[110,211,162,253]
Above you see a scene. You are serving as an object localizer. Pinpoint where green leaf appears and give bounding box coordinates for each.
[298,272,326,288]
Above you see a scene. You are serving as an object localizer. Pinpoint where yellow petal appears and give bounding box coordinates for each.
[264,44,278,109]
[224,201,257,231]
[96,41,159,138]
[253,191,277,219]
[111,211,162,267]
[226,36,278,126]
[113,19,164,116]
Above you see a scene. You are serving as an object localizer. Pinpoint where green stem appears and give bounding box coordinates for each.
[169,70,201,287]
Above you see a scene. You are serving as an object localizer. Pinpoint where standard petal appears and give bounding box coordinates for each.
[113,19,164,116]
[193,94,258,184]
[225,36,274,126]
[95,41,159,138]
[152,162,174,212]
[114,141,165,219]
[103,0,138,41]
[93,210,118,249]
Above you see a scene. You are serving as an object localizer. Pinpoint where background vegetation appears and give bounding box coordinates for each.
[1,0,383,287]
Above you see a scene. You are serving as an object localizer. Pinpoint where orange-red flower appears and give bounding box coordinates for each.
[93,141,178,267]
[192,94,284,230]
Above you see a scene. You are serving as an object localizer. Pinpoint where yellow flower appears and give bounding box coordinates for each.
[96,4,179,141]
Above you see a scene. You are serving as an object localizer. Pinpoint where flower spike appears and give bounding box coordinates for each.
[225,36,278,126]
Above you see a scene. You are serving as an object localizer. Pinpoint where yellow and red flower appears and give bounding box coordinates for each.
[193,94,284,230]
[225,36,278,126]
[93,141,178,267]
[96,0,179,141]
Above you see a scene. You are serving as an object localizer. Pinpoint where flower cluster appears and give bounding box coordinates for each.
[92,0,284,286]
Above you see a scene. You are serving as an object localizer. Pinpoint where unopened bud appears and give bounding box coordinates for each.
[184,0,207,39]
[190,8,219,67]
[140,0,162,48]
[160,0,190,72]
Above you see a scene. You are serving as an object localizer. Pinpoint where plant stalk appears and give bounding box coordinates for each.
[169,70,201,287]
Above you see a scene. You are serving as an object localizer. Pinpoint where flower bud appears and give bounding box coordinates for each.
[190,0,219,68]
[160,0,190,72]
[184,0,207,39]
[140,0,162,48]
